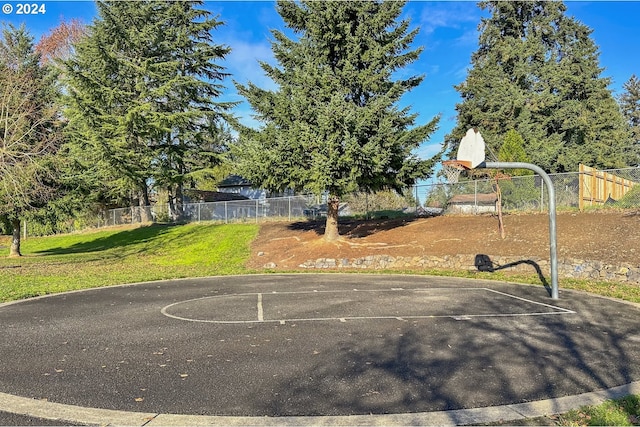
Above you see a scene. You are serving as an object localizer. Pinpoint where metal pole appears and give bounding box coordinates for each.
[474,180,478,215]
[481,162,559,299]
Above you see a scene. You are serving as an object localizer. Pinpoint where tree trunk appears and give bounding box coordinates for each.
[9,218,21,257]
[174,183,184,222]
[324,195,340,241]
[495,181,506,239]
[167,189,176,222]
[139,184,153,223]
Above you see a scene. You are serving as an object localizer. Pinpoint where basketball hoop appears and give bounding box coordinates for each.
[442,128,560,300]
[442,160,472,184]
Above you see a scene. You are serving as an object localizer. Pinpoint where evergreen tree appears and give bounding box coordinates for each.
[234,0,440,241]
[498,129,532,175]
[496,130,538,213]
[64,1,233,221]
[619,74,640,165]
[447,1,633,173]
[0,24,62,256]
[148,1,235,220]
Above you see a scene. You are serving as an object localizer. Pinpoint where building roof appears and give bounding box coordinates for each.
[218,175,253,188]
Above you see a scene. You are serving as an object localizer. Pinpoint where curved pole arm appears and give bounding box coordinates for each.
[479,162,559,299]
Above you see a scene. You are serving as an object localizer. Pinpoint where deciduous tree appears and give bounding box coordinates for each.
[0,24,62,256]
[35,18,86,65]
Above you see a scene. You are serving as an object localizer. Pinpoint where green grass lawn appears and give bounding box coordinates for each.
[0,222,639,426]
[0,223,258,302]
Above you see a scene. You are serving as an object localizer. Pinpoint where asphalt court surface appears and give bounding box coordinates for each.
[1,274,640,425]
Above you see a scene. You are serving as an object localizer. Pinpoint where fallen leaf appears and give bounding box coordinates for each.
[134,397,144,402]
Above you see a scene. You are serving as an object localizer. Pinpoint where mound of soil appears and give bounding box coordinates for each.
[248,211,639,270]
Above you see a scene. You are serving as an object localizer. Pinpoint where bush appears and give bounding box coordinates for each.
[615,184,640,208]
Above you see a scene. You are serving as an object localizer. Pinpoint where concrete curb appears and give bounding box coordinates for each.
[2,381,640,426]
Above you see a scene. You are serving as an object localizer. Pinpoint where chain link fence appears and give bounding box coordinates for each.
[94,195,317,228]
[23,167,636,234]
[420,166,640,215]
[100,167,639,227]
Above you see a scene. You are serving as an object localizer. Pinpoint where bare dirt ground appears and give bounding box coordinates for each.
[247,210,640,270]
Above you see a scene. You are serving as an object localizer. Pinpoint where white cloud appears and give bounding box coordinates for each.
[224,38,277,89]
[415,141,445,160]
[418,3,481,35]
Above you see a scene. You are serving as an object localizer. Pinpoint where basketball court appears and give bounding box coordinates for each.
[1,273,640,426]
[0,129,636,425]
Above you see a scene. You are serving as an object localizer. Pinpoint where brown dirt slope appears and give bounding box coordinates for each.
[248,211,639,270]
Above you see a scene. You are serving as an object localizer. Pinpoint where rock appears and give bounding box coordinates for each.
[628,268,640,283]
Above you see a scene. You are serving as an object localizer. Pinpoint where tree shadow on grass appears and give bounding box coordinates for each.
[33,224,177,256]
[289,216,418,238]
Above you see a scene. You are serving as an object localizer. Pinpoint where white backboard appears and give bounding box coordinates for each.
[457,128,486,169]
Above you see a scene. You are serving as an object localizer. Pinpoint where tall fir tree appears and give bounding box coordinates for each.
[64,0,233,220]
[619,74,640,166]
[447,1,633,173]
[0,24,62,256]
[148,1,235,220]
[234,0,440,241]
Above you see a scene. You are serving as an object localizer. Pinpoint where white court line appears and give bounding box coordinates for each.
[163,311,575,325]
[161,287,576,324]
[257,293,264,322]
[482,288,575,314]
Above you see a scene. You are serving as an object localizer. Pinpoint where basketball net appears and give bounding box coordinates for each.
[442,160,467,184]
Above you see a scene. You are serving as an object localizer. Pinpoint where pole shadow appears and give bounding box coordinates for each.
[474,254,552,296]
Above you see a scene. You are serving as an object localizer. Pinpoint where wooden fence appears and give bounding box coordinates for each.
[579,164,637,210]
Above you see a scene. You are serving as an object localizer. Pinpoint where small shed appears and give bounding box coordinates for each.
[446,193,497,214]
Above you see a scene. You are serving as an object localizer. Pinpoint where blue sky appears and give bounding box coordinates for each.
[2,1,639,181]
